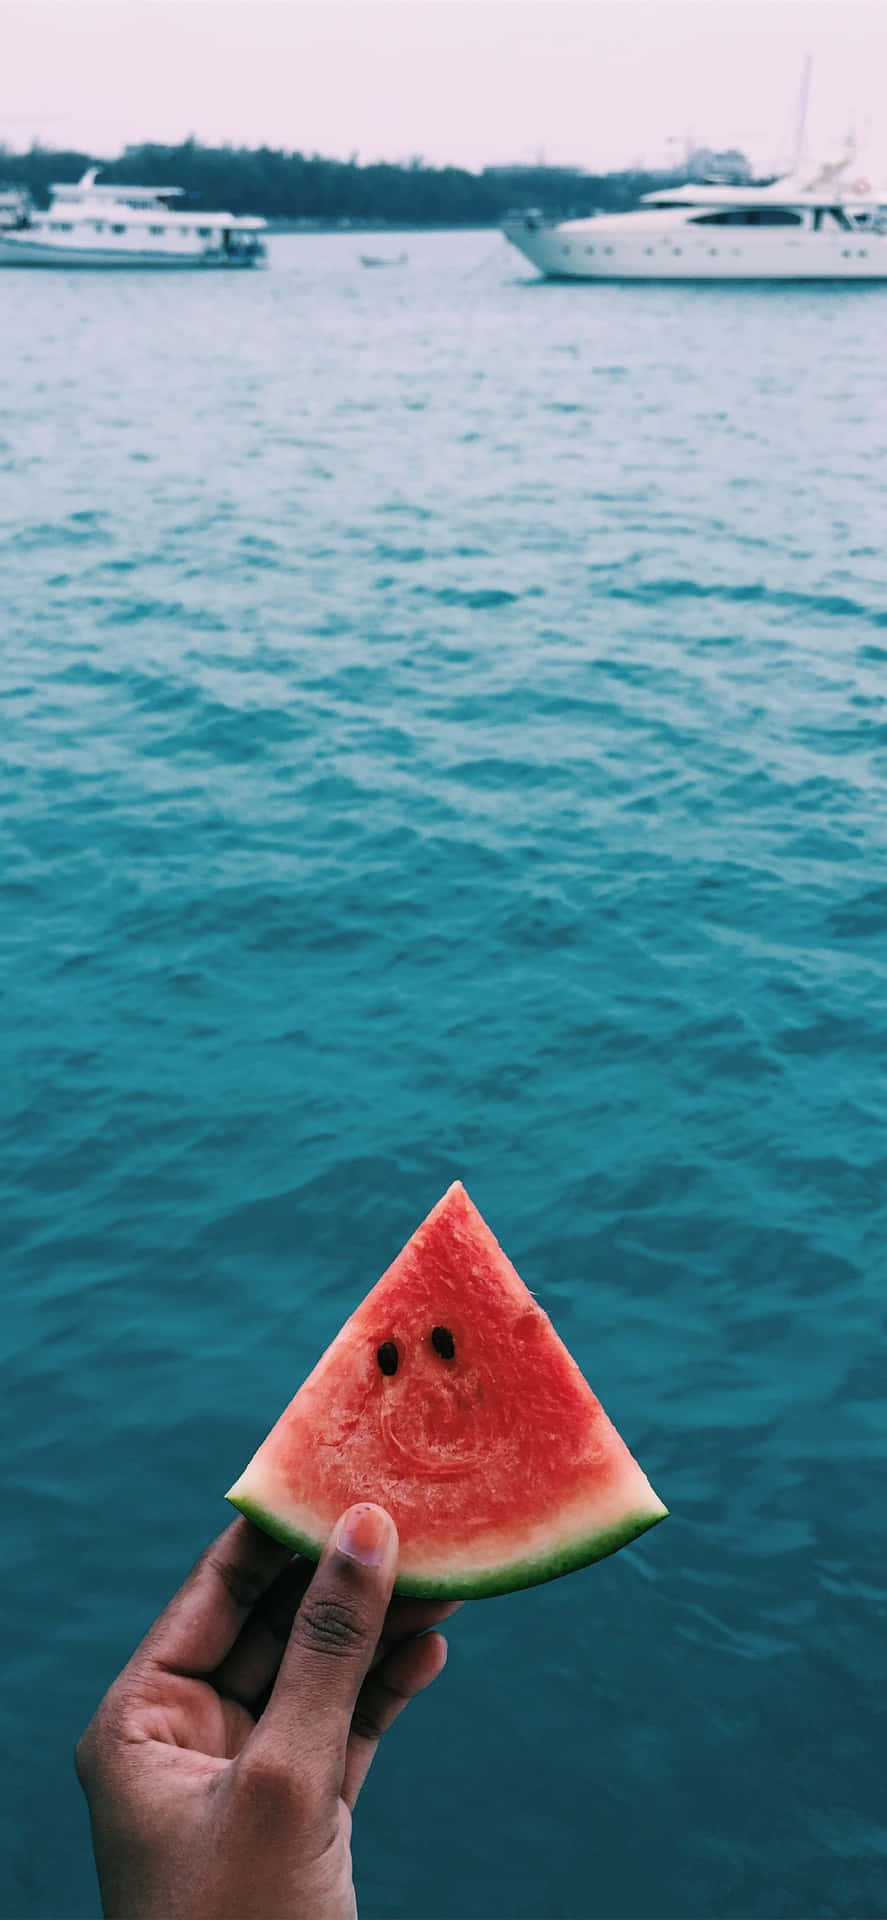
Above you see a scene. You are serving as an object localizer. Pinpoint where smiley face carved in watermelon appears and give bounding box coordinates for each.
[227,1182,667,1597]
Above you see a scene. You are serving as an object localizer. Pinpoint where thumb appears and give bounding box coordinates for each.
[252,1504,399,1789]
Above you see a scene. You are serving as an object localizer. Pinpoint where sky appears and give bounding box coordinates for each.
[2,0,887,176]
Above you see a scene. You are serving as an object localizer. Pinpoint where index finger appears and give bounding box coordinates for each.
[134,1518,293,1679]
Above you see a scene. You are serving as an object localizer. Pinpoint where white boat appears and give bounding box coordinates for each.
[504,152,887,281]
[0,169,267,268]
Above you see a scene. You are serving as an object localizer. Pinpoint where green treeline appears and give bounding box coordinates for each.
[0,139,699,226]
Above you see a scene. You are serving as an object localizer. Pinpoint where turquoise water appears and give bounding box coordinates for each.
[2,230,886,1919]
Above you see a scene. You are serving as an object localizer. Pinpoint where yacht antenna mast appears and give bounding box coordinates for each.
[792,53,813,172]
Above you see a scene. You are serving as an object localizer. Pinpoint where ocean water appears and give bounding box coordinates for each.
[2,228,886,1920]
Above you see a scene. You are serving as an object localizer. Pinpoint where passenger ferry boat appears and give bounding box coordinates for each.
[504,153,887,281]
[0,169,266,267]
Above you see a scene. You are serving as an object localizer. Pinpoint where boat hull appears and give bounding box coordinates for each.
[0,237,264,268]
[504,222,887,281]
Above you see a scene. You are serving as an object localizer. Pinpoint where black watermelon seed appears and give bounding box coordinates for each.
[431,1326,456,1360]
[377,1341,399,1376]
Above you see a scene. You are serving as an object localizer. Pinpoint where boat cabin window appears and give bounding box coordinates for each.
[111,223,126,234]
[197,226,212,237]
[50,221,74,231]
[689,208,803,227]
[149,225,165,235]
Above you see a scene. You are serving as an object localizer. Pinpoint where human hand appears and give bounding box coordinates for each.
[76,1505,457,1919]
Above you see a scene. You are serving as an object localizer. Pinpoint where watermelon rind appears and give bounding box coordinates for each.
[227,1488,668,1599]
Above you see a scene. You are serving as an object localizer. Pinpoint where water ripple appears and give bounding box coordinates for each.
[1,234,886,1920]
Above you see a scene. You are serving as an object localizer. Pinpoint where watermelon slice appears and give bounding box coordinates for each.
[227,1182,667,1597]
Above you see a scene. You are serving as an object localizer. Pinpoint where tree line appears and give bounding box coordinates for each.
[0,139,726,226]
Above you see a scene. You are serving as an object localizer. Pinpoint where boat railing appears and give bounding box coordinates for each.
[501,207,557,234]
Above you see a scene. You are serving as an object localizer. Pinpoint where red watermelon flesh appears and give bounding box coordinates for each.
[227,1182,667,1597]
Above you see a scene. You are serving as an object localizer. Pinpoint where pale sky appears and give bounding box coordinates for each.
[2,0,887,175]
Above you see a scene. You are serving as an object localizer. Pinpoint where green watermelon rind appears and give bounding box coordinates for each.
[227,1489,668,1599]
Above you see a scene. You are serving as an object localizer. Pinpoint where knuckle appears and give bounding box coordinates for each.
[349,1703,385,1745]
[294,1593,367,1660]
[204,1547,268,1615]
[74,1687,131,1789]
[101,1676,143,1735]
[350,1674,407,1747]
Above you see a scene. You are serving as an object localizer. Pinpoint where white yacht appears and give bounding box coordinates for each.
[0,169,267,268]
[504,153,887,281]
